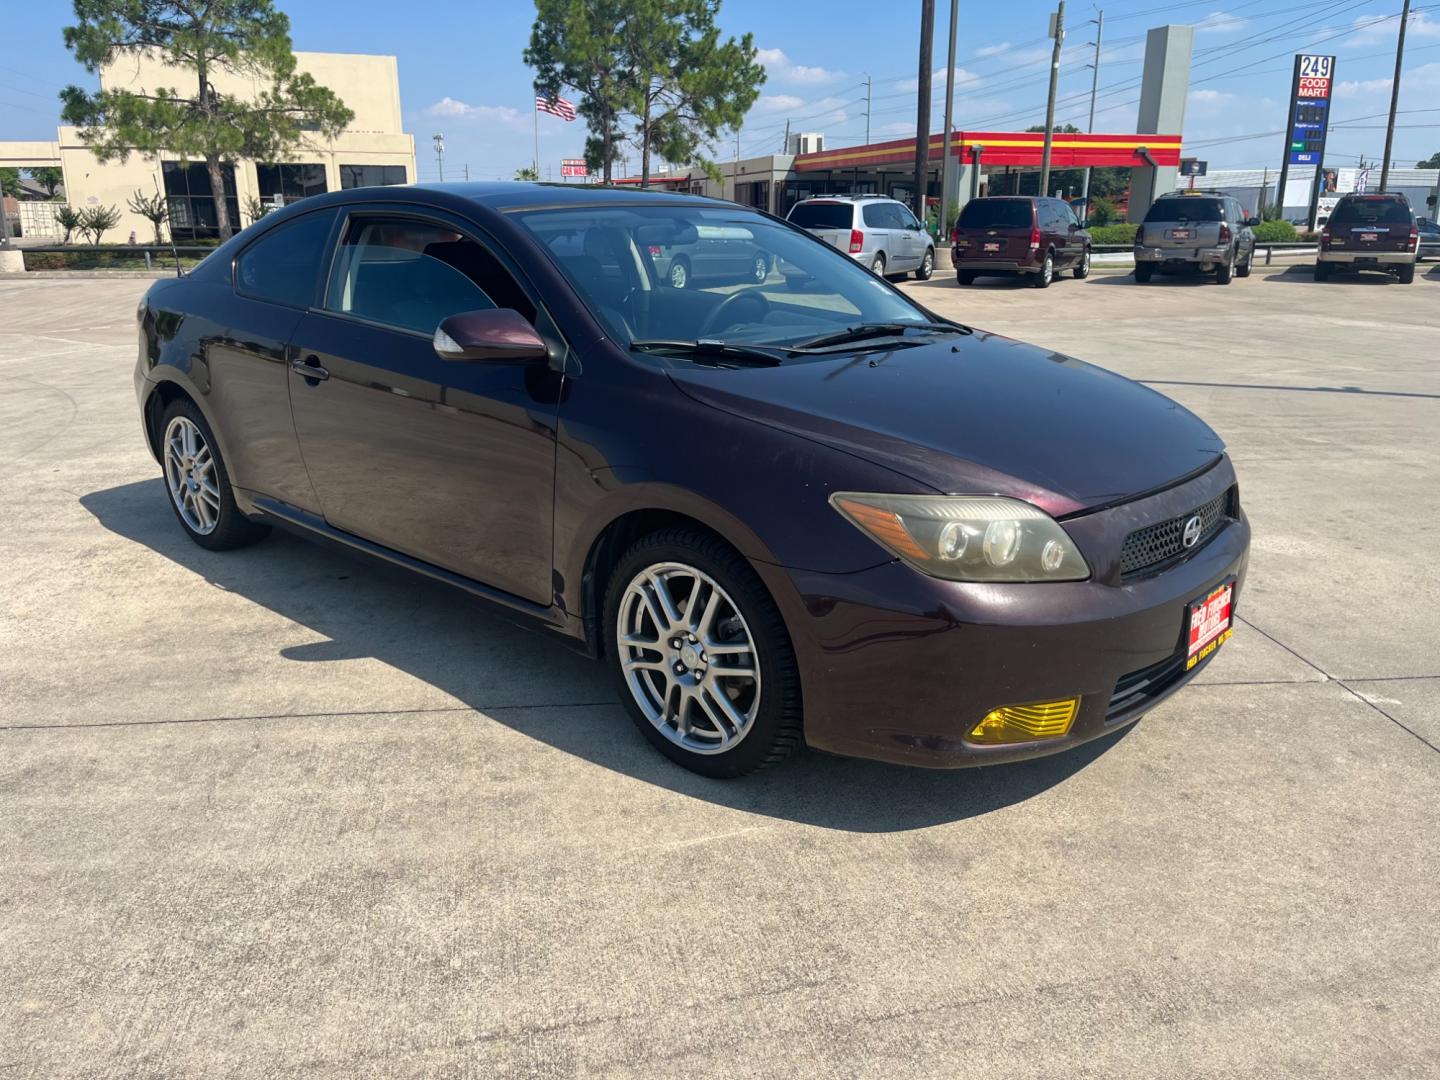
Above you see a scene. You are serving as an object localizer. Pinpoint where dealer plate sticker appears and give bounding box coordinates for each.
[1186,582,1234,670]
[983,241,1001,252]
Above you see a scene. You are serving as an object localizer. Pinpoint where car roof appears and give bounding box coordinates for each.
[795,194,900,203]
[258,181,729,221]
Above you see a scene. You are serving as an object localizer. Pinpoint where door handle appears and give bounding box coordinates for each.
[290,355,330,382]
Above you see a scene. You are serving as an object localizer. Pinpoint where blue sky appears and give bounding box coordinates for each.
[3,0,1438,180]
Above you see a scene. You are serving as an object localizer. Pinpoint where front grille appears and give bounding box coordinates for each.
[1106,650,1190,721]
[1119,487,1234,579]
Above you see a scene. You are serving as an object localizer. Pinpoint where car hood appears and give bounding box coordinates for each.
[667,330,1224,517]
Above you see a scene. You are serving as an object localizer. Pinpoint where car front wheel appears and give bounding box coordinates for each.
[159,398,268,551]
[669,258,690,289]
[603,528,803,778]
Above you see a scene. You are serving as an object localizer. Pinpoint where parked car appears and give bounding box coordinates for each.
[951,196,1091,287]
[1417,217,1440,261]
[648,223,771,289]
[135,182,1248,777]
[1133,191,1258,283]
[786,194,935,280]
[1315,193,1418,283]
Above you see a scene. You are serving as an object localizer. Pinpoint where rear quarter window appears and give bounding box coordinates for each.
[1144,199,1224,223]
[957,200,1033,229]
[1330,198,1412,225]
[234,210,338,307]
[789,202,854,229]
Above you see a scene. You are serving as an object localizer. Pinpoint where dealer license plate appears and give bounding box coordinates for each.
[1186,580,1234,670]
[983,241,1001,252]
[1359,232,1378,242]
[1172,228,1191,240]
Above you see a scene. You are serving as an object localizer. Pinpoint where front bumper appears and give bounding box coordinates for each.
[1317,250,1416,265]
[1134,246,1230,267]
[754,459,1250,768]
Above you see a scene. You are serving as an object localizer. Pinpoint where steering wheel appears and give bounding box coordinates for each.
[699,289,772,338]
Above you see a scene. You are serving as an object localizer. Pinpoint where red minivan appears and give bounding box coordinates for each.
[951,196,1091,288]
[1315,193,1419,283]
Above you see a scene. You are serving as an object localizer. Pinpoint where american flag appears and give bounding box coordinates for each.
[535,95,577,121]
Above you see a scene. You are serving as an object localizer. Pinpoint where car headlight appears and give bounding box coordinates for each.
[830,493,1090,582]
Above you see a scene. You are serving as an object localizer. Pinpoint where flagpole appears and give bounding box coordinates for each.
[533,104,540,177]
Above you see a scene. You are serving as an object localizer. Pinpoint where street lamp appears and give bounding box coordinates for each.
[433,133,446,183]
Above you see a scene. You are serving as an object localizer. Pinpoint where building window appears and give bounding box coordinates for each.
[256,163,328,206]
[162,161,240,240]
[735,180,770,211]
[339,165,408,189]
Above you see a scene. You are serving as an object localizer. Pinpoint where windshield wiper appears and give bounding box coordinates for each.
[788,321,969,352]
[629,338,784,366]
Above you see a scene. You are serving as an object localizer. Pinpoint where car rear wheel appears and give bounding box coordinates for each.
[957,270,976,285]
[1074,248,1091,279]
[669,258,690,290]
[1313,262,1331,281]
[603,529,803,778]
[159,398,268,551]
[1396,263,1415,284]
[1215,259,1233,284]
[870,252,886,276]
[1134,263,1154,283]
[1235,254,1252,278]
[914,248,934,280]
[1033,251,1053,288]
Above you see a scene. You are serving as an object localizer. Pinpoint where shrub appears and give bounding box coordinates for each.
[1088,223,1138,245]
[1087,196,1119,226]
[55,205,83,244]
[78,204,122,244]
[1251,219,1297,243]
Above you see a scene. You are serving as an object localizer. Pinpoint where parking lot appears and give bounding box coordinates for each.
[3,266,1438,1077]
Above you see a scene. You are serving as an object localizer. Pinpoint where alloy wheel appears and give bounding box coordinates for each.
[163,416,221,535]
[615,561,761,755]
[753,254,768,283]
[670,261,688,289]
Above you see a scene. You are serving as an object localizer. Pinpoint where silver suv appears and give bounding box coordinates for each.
[1133,191,1258,284]
[787,195,936,280]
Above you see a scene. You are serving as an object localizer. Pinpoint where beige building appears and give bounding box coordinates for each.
[1,50,416,242]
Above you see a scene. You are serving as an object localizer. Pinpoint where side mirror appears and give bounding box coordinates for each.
[433,308,547,362]
[1245,217,1262,227]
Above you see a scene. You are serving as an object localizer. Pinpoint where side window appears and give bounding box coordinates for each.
[899,205,922,230]
[324,218,536,335]
[234,210,337,307]
[862,203,887,229]
[1062,202,1079,229]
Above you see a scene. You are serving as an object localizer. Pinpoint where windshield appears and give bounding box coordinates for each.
[788,202,855,229]
[957,200,1032,229]
[513,204,934,350]
[1330,198,1411,225]
[1144,198,1224,223]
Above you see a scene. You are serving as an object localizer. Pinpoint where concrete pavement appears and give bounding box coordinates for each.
[2,271,1438,1078]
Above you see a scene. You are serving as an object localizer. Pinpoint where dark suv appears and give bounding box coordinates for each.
[1315,193,1419,283]
[1133,192,1258,283]
[951,196,1090,287]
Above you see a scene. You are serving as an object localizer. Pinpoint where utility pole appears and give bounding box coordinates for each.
[940,0,959,239]
[1261,165,1270,218]
[734,126,741,201]
[463,163,470,182]
[1079,8,1103,221]
[865,74,873,145]
[1041,2,1065,197]
[1379,0,1410,193]
[783,118,791,154]
[913,0,936,223]
[433,132,445,182]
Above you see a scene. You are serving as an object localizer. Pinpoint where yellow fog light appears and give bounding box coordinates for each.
[968,697,1080,744]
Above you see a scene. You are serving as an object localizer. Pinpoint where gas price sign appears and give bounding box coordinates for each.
[1286,54,1335,166]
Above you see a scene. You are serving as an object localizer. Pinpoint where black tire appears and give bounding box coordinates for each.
[914,247,935,280]
[1313,262,1331,281]
[1235,254,1252,278]
[158,397,268,551]
[1033,250,1054,288]
[668,257,690,290]
[1134,263,1154,283]
[602,528,803,778]
[1397,263,1415,284]
[1215,258,1233,284]
[1074,247,1091,279]
[870,252,886,276]
[957,270,976,285]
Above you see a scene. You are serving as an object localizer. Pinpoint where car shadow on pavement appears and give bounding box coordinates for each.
[1261,264,1402,285]
[80,479,1129,833]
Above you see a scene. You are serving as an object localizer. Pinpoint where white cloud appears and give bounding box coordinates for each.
[894,67,982,93]
[422,97,528,129]
[752,93,806,115]
[976,42,1013,58]
[1348,10,1440,44]
[756,47,845,86]
[1195,10,1248,34]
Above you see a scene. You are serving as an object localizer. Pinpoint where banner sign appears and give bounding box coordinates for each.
[560,158,588,178]
[1286,54,1335,166]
